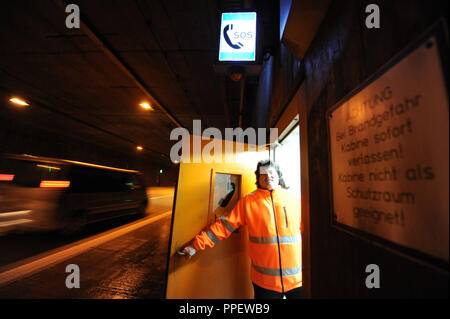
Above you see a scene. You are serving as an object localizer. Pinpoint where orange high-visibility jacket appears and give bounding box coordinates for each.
[193,187,301,293]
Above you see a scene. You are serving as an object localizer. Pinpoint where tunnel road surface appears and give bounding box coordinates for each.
[0,187,174,298]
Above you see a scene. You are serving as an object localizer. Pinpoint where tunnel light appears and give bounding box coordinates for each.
[9,97,29,106]
[159,169,163,174]
[39,180,71,188]
[0,174,14,181]
[136,146,143,151]
[139,102,153,110]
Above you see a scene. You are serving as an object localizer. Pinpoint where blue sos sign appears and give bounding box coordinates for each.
[219,12,257,62]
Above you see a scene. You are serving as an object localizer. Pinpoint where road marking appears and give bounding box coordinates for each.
[0,210,172,287]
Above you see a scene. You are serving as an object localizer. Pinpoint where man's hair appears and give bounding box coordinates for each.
[255,159,288,189]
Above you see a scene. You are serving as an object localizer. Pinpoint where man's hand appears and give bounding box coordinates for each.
[177,246,197,259]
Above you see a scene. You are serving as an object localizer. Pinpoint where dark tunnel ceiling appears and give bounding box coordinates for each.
[0,0,278,166]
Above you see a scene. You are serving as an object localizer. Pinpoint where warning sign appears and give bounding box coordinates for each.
[328,33,449,262]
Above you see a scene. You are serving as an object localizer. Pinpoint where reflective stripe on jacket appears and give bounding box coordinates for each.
[193,187,301,293]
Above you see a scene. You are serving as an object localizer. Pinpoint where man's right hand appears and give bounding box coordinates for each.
[178,246,197,259]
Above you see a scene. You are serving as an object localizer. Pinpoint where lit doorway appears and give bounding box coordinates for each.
[273,124,301,200]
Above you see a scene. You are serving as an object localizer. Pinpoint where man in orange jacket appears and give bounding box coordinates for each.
[181,160,302,299]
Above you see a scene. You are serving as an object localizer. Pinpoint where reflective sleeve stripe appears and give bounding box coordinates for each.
[252,263,301,277]
[220,216,236,233]
[249,235,301,244]
[206,229,219,244]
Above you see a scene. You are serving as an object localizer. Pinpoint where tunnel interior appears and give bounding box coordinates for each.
[0,0,448,301]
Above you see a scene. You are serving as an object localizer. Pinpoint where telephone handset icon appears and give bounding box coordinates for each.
[223,24,243,49]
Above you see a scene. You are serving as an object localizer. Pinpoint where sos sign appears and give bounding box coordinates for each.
[218,12,257,62]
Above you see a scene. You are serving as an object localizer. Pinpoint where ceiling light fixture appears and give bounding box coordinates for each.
[136,146,143,151]
[139,102,153,110]
[9,97,29,106]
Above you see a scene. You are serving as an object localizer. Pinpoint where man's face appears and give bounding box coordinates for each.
[258,166,279,190]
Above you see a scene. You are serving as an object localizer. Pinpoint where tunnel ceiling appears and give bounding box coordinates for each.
[0,0,278,166]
